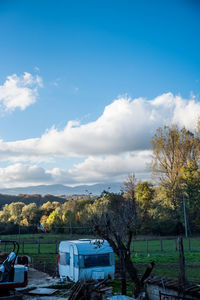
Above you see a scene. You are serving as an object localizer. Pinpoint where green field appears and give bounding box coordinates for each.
[0,233,199,282]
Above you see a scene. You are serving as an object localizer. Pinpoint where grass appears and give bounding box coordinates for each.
[132,237,200,253]
[108,280,134,296]
[0,232,93,242]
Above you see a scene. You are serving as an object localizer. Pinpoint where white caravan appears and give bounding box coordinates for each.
[58,239,115,282]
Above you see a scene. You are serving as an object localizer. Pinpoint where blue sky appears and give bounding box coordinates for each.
[0,0,200,188]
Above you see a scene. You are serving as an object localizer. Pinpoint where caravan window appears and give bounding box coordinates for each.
[59,252,70,265]
[59,253,66,265]
[84,253,110,268]
[66,253,70,265]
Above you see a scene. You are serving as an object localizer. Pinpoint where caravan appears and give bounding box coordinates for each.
[58,239,115,282]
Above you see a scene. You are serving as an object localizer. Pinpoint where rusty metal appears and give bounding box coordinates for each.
[147,276,200,300]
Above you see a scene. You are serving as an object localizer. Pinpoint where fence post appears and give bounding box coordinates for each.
[188,237,191,251]
[175,238,177,251]
[178,237,185,286]
[160,239,163,252]
[38,239,40,254]
[55,240,58,254]
[22,241,24,254]
[146,240,149,254]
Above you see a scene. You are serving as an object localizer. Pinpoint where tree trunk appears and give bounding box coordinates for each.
[124,252,141,297]
[119,250,127,295]
[121,275,127,295]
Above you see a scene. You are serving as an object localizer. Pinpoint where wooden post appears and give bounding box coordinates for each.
[38,239,40,254]
[175,238,177,251]
[188,237,191,251]
[178,237,186,288]
[160,239,163,252]
[183,193,188,239]
[146,240,149,254]
[55,240,57,254]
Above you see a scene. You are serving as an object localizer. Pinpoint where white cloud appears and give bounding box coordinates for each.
[0,90,199,187]
[30,93,200,156]
[0,72,42,111]
[0,93,198,162]
[0,151,151,188]
[69,151,152,184]
[0,164,51,188]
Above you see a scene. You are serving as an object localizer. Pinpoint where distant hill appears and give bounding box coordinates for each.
[0,182,123,196]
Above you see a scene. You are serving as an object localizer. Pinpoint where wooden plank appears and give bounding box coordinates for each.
[28,288,57,295]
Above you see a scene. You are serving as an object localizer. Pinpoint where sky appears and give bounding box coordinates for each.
[0,0,200,188]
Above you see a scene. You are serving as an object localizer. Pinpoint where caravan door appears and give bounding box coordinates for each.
[69,245,74,280]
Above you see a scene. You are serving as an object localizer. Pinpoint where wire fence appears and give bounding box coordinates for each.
[0,236,200,255]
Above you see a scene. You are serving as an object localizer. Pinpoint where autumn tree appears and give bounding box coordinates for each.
[152,125,200,216]
[135,181,155,232]
[0,204,11,223]
[46,210,63,232]
[8,202,25,224]
[21,203,39,225]
[180,161,200,233]
[40,201,54,216]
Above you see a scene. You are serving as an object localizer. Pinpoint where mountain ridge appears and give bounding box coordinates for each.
[0,182,123,196]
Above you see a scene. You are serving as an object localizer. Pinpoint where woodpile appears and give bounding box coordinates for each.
[68,279,113,300]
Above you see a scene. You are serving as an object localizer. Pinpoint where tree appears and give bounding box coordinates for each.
[21,203,39,225]
[40,201,54,216]
[46,210,63,232]
[152,125,200,216]
[8,202,25,224]
[135,181,155,233]
[89,188,145,297]
[123,173,137,221]
[0,204,11,223]
[180,161,200,233]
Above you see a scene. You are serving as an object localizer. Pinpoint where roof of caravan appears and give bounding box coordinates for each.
[59,239,113,254]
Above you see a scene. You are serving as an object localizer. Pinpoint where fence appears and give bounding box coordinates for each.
[131,237,200,254]
[0,236,199,256]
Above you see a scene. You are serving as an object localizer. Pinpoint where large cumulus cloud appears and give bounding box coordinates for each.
[0,93,199,162]
[0,93,199,187]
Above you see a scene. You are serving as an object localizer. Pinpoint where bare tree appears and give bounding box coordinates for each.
[89,178,154,297]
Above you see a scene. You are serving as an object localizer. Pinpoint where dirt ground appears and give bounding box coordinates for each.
[17,268,67,299]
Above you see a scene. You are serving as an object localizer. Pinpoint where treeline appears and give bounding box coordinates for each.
[0,198,94,234]
[0,193,85,209]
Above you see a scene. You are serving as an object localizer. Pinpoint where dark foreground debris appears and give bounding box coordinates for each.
[146,276,200,300]
[68,279,113,300]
